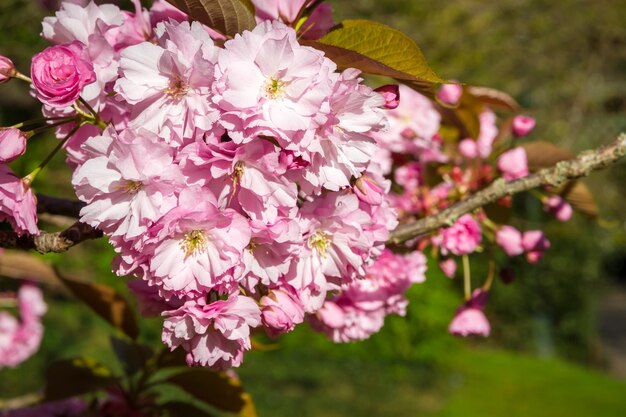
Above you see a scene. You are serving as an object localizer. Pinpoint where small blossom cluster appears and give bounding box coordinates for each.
[0,283,47,368]
[24,0,402,369]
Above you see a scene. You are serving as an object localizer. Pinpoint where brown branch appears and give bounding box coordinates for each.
[388,133,626,245]
[36,194,85,218]
[0,222,103,253]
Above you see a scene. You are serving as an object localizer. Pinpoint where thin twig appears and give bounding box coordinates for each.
[387,133,626,244]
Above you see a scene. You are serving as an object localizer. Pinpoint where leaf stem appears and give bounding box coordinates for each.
[462,254,471,301]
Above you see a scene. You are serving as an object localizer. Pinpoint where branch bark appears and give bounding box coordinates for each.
[36,194,85,218]
[0,222,103,253]
[387,133,626,245]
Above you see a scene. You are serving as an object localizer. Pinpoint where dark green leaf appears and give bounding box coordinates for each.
[163,402,216,417]
[44,358,114,401]
[167,369,257,416]
[55,268,139,339]
[166,0,256,38]
[110,337,153,376]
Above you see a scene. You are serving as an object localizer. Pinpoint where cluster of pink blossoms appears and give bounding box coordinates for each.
[0,282,47,368]
[17,0,411,369]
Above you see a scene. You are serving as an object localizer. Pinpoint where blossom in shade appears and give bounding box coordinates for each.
[449,289,490,337]
[0,284,47,369]
[375,84,400,109]
[512,115,536,137]
[437,83,463,105]
[437,214,482,256]
[0,54,15,83]
[260,287,305,337]
[0,128,28,163]
[497,147,528,180]
[522,230,551,264]
[496,225,524,256]
[162,294,261,369]
[251,0,308,23]
[543,195,573,222]
[0,165,38,236]
[31,41,96,108]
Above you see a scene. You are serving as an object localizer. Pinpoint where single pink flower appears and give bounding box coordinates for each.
[31,41,96,108]
[438,214,482,256]
[522,230,550,264]
[438,83,463,105]
[496,225,524,256]
[497,147,528,180]
[0,54,16,83]
[512,115,536,137]
[439,258,457,278]
[0,128,28,163]
[0,165,38,236]
[543,195,573,222]
[449,289,490,337]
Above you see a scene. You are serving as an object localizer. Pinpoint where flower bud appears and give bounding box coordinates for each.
[374,84,400,109]
[437,83,463,106]
[458,138,478,158]
[0,54,16,84]
[495,225,524,256]
[497,147,528,180]
[543,195,573,222]
[522,230,550,264]
[353,175,383,206]
[31,41,96,108]
[448,289,490,337]
[439,258,457,278]
[260,288,305,337]
[0,128,28,163]
[511,115,536,137]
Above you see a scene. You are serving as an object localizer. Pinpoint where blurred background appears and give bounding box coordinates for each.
[0,0,625,415]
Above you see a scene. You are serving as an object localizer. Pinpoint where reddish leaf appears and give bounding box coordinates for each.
[166,0,256,37]
[467,86,520,112]
[45,358,114,401]
[521,141,574,171]
[559,181,599,217]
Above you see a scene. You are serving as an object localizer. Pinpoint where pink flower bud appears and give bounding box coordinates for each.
[437,83,463,106]
[0,54,16,84]
[31,41,96,108]
[512,115,536,137]
[543,195,573,222]
[495,225,524,256]
[260,288,305,337]
[375,84,400,109]
[353,175,383,206]
[497,147,528,180]
[0,128,28,163]
[458,138,478,158]
[439,258,457,278]
[449,289,490,337]
[522,230,550,264]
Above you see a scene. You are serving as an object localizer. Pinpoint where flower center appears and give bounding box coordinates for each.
[123,180,143,195]
[181,230,208,257]
[233,161,245,185]
[308,231,330,258]
[247,238,259,253]
[263,77,286,100]
[164,77,189,100]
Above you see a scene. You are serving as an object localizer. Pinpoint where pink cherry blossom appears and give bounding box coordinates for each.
[497,147,528,180]
[0,128,28,163]
[353,175,384,206]
[496,225,524,256]
[476,110,498,158]
[375,84,400,109]
[458,138,478,158]
[449,289,490,337]
[260,287,305,337]
[543,195,573,222]
[162,294,261,369]
[31,41,96,108]
[437,83,463,105]
[0,54,15,83]
[437,214,482,256]
[512,115,536,137]
[0,165,38,236]
[522,230,550,264]
[439,258,457,278]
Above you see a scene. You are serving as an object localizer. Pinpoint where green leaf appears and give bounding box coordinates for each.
[307,20,444,95]
[55,268,139,339]
[110,337,153,377]
[166,0,256,38]
[162,402,216,417]
[44,358,114,401]
[167,369,257,417]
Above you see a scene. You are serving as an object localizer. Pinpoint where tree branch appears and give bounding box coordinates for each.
[0,222,103,253]
[36,194,85,218]
[387,133,626,245]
